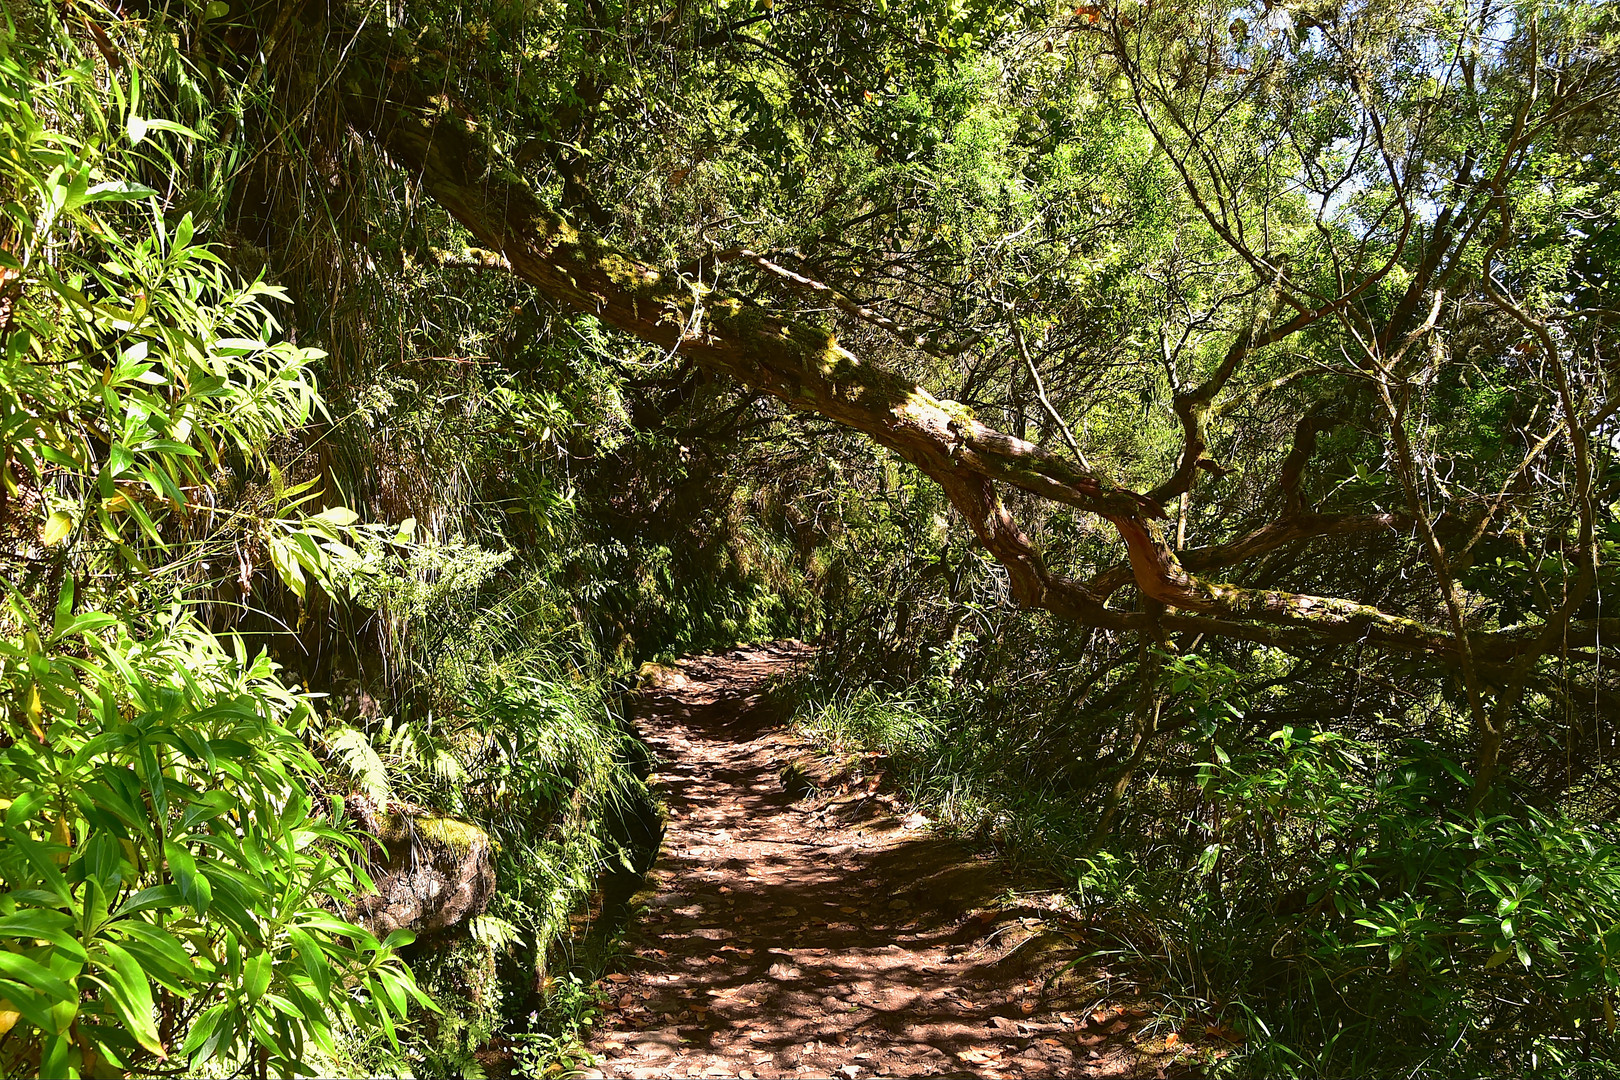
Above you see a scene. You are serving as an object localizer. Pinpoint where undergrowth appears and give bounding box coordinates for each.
[781,645,1620,1078]
[317,560,657,1077]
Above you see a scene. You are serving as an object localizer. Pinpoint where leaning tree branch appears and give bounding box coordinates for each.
[331,58,1582,664]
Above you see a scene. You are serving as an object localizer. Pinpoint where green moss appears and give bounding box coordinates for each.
[596,251,660,291]
[375,811,488,854]
[899,387,968,423]
[415,815,488,854]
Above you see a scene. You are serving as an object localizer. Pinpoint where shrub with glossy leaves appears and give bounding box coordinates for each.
[0,23,430,1079]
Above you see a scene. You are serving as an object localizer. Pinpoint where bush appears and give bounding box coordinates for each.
[789,655,1620,1076]
[0,26,428,1077]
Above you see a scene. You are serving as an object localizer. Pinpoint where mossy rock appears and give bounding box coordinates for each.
[637,661,691,691]
[347,796,496,937]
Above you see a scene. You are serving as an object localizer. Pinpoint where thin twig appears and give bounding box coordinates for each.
[708,247,983,359]
[1010,318,1091,472]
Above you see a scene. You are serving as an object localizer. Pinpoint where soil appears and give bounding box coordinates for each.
[582,641,1168,1080]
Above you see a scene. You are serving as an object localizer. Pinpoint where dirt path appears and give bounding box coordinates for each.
[584,642,1148,1080]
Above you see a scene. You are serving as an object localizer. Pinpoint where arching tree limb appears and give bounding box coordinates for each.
[331,62,1581,665]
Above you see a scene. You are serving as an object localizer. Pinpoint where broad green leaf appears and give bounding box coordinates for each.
[40,511,72,546]
[83,181,157,204]
[0,951,77,1005]
[88,940,163,1058]
[311,506,359,528]
[1,826,71,902]
[242,951,272,1001]
[0,910,88,963]
[112,885,183,919]
[181,1001,228,1057]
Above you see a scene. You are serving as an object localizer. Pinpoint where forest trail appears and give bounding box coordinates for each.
[583,642,1147,1080]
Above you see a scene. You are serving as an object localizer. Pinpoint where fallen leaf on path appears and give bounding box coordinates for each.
[1166,1032,1181,1046]
[839,906,858,914]
[1020,999,1037,1015]
[599,1040,625,1050]
[960,1048,1004,1064]
[603,973,632,983]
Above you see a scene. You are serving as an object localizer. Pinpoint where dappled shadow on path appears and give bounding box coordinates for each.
[584,643,1144,1080]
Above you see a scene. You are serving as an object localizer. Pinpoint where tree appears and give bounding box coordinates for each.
[275,0,1615,796]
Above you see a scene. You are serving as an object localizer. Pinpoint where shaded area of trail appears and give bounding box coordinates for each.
[585,643,1150,1079]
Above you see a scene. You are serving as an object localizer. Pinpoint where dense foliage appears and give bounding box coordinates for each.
[0,31,428,1076]
[0,0,1615,1075]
